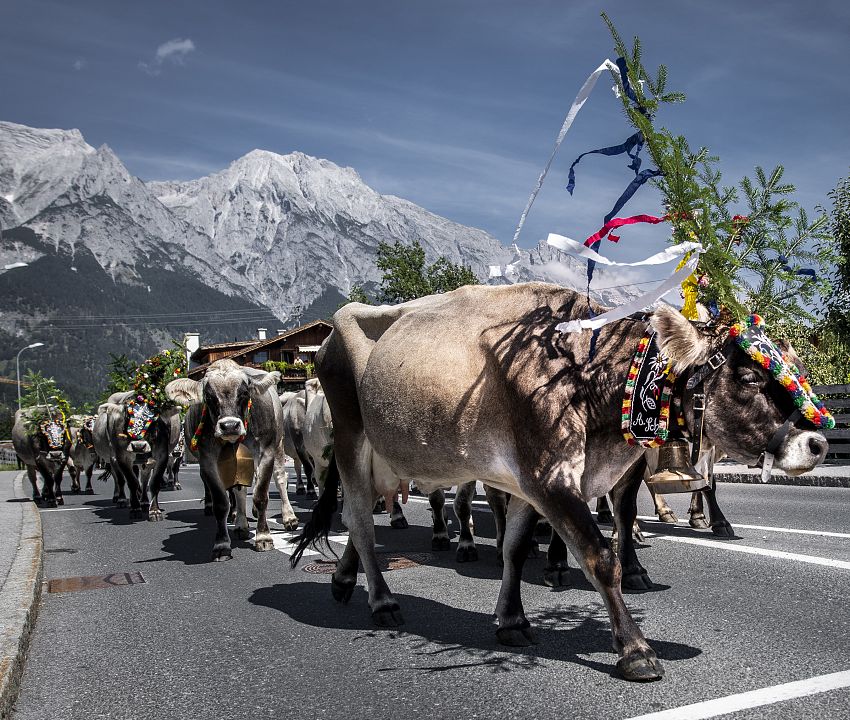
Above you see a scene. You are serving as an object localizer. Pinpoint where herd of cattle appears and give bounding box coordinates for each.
[10,283,831,682]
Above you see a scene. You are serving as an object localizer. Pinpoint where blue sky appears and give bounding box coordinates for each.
[2,0,848,264]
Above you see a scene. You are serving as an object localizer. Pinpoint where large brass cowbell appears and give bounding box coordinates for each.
[646,439,708,494]
[217,443,255,490]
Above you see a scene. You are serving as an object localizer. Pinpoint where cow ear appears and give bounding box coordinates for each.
[249,370,280,399]
[166,378,203,406]
[650,304,711,373]
[304,378,321,406]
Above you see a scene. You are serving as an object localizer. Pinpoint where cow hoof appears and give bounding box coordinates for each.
[689,514,710,530]
[212,548,233,561]
[496,626,536,647]
[116,499,128,509]
[622,569,653,592]
[597,509,614,524]
[227,513,236,525]
[373,499,386,514]
[296,487,306,496]
[45,498,58,508]
[307,489,318,499]
[431,536,451,551]
[281,517,299,531]
[85,488,95,495]
[174,482,182,491]
[32,495,42,504]
[543,563,570,588]
[455,545,478,563]
[331,575,355,604]
[148,511,164,522]
[204,505,214,516]
[372,605,404,627]
[71,487,80,495]
[129,508,143,519]
[390,516,409,530]
[711,521,734,538]
[232,526,250,541]
[616,650,664,682]
[657,509,678,523]
[254,537,274,552]
[56,496,65,506]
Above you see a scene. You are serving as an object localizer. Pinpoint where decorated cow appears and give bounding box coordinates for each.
[12,405,72,505]
[292,283,829,682]
[68,415,97,494]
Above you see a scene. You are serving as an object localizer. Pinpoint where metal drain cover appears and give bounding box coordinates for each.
[301,552,435,574]
[48,572,146,593]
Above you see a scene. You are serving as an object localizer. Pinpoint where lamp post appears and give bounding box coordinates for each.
[16,342,44,410]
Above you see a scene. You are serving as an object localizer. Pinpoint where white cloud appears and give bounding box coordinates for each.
[139,37,196,75]
[72,58,86,71]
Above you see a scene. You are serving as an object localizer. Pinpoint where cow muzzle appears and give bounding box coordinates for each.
[774,430,828,476]
[130,440,152,455]
[46,450,65,462]
[215,416,245,442]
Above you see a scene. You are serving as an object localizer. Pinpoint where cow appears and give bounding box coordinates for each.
[281,389,318,497]
[68,415,97,494]
[165,427,185,490]
[93,392,177,520]
[12,406,71,505]
[166,359,297,560]
[291,283,828,681]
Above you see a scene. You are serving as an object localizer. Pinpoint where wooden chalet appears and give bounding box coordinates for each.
[187,320,332,386]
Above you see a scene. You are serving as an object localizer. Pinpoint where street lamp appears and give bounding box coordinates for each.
[16,342,44,410]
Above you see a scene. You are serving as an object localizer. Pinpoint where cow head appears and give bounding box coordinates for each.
[38,415,68,462]
[80,416,96,450]
[166,359,280,443]
[651,306,828,475]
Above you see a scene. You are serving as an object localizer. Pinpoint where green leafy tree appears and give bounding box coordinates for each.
[341,285,373,307]
[601,14,835,323]
[376,239,478,303]
[105,353,137,396]
[822,171,850,344]
[20,370,72,418]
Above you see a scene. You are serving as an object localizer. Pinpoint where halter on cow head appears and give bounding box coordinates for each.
[651,306,829,476]
[165,359,280,444]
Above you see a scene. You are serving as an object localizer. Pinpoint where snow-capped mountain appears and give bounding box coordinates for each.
[0,120,637,401]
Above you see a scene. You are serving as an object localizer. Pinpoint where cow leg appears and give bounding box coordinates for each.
[596,495,614,524]
[120,460,143,518]
[544,482,663,681]
[293,455,305,495]
[147,447,168,522]
[483,485,508,566]
[454,481,478,562]
[112,466,127,508]
[199,461,232,561]
[647,483,678,524]
[389,491,408,529]
[701,473,733,537]
[429,489,450,550]
[687,490,709,529]
[543,530,571,588]
[297,448,317,498]
[35,457,57,507]
[273,441,299,530]
[26,465,41,503]
[331,537,361,603]
[53,460,67,505]
[231,485,250,540]
[171,457,182,490]
[611,460,652,591]
[494,497,539,646]
[84,465,95,494]
[251,448,275,552]
[70,465,81,493]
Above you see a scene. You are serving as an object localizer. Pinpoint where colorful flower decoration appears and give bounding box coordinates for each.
[730,314,835,429]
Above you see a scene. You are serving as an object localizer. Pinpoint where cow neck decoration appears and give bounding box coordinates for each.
[621,330,678,448]
[126,401,157,441]
[190,398,253,453]
[40,414,68,450]
[730,314,835,430]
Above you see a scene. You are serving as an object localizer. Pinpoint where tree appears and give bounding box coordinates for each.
[20,370,72,417]
[822,171,850,344]
[105,353,137,396]
[601,14,836,324]
[341,285,373,307]
[376,239,479,303]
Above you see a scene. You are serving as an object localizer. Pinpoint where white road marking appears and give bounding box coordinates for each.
[259,528,348,560]
[635,515,850,539]
[624,669,850,720]
[642,532,850,570]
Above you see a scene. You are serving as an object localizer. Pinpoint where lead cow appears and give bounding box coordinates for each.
[293,283,827,681]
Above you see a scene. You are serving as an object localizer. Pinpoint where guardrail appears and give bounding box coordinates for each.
[815,384,850,462]
[0,448,19,464]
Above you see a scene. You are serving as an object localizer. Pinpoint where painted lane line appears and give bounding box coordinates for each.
[40,498,205,512]
[642,532,850,570]
[636,515,850,539]
[624,669,850,720]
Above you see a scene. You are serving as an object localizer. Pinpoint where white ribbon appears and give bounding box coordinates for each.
[547,234,702,267]
[512,59,621,245]
[556,250,702,333]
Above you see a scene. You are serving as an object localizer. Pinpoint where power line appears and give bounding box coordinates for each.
[40,314,294,331]
[43,306,301,321]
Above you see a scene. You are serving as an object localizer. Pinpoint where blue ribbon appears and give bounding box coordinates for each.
[778,254,817,280]
[567,132,644,196]
[615,56,650,117]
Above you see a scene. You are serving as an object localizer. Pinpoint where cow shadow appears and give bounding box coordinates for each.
[249,581,700,676]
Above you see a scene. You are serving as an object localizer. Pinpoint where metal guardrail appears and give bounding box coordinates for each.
[815,384,850,462]
[0,448,19,464]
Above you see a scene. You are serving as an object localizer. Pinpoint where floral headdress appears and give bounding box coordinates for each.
[730,314,835,429]
[126,348,186,439]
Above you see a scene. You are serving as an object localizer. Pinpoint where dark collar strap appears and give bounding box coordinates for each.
[685,343,735,391]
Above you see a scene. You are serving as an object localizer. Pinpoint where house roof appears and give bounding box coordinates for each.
[188,319,332,379]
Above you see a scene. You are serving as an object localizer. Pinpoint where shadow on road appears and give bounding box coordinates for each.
[249,580,701,677]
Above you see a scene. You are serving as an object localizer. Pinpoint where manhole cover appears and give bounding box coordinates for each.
[48,572,146,593]
[301,552,435,574]
[302,559,336,574]
[45,548,78,554]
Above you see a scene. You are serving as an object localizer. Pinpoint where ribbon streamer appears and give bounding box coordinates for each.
[547,234,701,267]
[557,250,702,334]
[566,132,644,195]
[584,214,667,247]
[511,59,621,245]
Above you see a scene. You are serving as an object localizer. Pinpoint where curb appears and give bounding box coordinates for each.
[0,473,44,720]
[716,472,850,488]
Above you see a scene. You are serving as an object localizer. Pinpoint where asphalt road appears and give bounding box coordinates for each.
[12,466,850,720]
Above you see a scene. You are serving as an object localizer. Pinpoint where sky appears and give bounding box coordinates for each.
[2,0,849,269]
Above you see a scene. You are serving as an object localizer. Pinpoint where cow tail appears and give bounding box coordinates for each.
[99,466,112,483]
[290,450,340,568]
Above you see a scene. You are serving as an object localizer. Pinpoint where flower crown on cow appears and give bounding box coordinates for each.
[729,314,835,430]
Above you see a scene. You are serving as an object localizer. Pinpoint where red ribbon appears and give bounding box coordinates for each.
[584,214,668,246]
